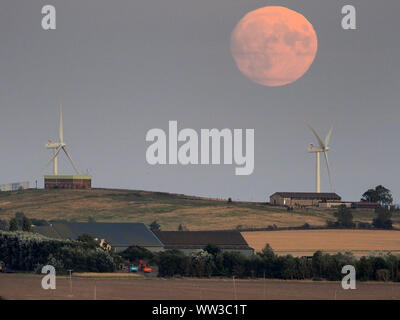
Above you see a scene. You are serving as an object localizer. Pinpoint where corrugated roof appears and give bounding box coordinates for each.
[33,225,63,239]
[271,192,341,200]
[35,222,163,247]
[44,175,92,179]
[154,231,250,247]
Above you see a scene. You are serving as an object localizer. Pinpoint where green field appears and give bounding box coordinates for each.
[0,188,398,230]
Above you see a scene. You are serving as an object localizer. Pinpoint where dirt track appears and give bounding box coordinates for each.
[0,274,399,300]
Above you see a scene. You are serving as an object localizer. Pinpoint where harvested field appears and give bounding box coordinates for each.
[242,229,400,256]
[0,274,399,300]
[73,273,144,278]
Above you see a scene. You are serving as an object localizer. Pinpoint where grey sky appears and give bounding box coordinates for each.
[0,0,399,202]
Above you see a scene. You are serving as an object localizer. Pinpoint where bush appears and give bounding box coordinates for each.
[0,231,116,273]
[376,269,390,282]
[76,233,98,248]
[204,244,221,256]
[332,205,355,228]
[9,218,18,231]
[157,250,189,277]
[357,222,373,229]
[372,207,393,229]
[189,250,215,277]
[150,220,161,231]
[119,246,154,263]
[153,243,400,282]
[22,216,32,232]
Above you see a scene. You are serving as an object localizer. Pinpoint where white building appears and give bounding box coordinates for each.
[0,181,30,192]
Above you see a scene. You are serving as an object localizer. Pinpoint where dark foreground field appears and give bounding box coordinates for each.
[1,274,399,300]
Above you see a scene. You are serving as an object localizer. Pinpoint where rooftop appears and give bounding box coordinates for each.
[271,192,341,200]
[154,230,251,248]
[34,222,163,247]
[44,175,92,179]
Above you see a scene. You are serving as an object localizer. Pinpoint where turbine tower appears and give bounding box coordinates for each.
[44,105,79,175]
[306,123,333,193]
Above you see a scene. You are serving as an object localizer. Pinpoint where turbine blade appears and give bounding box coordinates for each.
[42,146,62,172]
[62,146,79,174]
[59,104,64,143]
[305,122,325,148]
[323,151,334,192]
[325,125,333,147]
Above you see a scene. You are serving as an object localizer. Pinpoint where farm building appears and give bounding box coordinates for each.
[270,192,341,207]
[33,222,164,253]
[351,202,380,209]
[319,201,352,208]
[0,181,29,192]
[154,230,254,257]
[44,175,92,189]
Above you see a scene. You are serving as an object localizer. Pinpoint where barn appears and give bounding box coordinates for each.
[33,222,164,253]
[44,175,92,189]
[270,192,341,207]
[154,230,254,257]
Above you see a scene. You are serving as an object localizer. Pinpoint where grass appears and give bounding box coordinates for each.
[0,188,399,231]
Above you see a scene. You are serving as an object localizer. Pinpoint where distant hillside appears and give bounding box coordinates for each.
[0,188,398,230]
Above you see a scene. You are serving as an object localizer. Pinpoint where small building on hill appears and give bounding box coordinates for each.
[44,175,92,189]
[270,192,341,207]
[0,181,29,192]
[154,230,254,257]
[351,202,380,209]
[33,222,164,253]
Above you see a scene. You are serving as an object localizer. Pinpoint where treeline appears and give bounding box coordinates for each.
[119,244,400,282]
[1,230,399,282]
[326,205,394,230]
[0,231,116,273]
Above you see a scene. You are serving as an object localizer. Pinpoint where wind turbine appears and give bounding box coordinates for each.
[306,123,333,193]
[44,105,79,175]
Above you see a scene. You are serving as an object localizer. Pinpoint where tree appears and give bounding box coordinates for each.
[258,244,276,260]
[9,218,18,231]
[372,207,393,229]
[149,220,160,231]
[119,246,154,263]
[22,216,32,232]
[76,233,98,248]
[157,250,188,277]
[204,244,221,256]
[333,205,355,228]
[361,185,393,206]
[88,216,96,223]
[178,223,188,231]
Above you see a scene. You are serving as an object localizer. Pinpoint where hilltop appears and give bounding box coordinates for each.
[0,188,398,230]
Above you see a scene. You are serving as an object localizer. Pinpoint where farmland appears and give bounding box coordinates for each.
[242,229,400,256]
[0,274,399,300]
[0,188,399,230]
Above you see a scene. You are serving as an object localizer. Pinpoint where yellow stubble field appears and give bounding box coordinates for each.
[242,229,400,257]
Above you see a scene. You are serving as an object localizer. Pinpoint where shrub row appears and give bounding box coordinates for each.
[0,231,116,273]
[155,245,400,281]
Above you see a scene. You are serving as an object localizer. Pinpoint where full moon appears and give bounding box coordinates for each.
[230,6,318,87]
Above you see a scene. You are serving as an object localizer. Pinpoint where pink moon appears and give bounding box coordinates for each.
[230,6,318,87]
